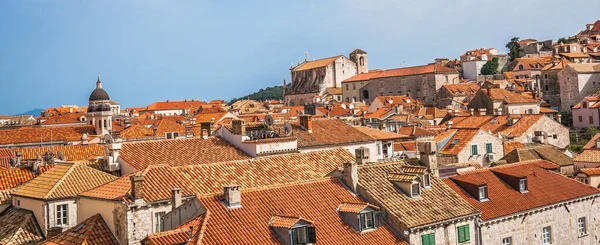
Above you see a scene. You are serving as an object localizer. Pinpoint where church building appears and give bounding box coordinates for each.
[284,49,368,106]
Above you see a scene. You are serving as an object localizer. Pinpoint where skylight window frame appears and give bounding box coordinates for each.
[519,178,528,193]
[478,185,489,202]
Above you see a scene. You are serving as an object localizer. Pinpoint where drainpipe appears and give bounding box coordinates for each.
[476,218,482,245]
[46,203,50,235]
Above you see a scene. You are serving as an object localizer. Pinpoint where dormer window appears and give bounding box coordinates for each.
[519,178,528,193]
[411,183,421,197]
[583,102,588,108]
[338,202,382,232]
[423,173,431,188]
[478,186,489,202]
[269,216,316,245]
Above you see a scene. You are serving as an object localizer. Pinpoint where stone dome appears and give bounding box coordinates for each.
[89,76,110,101]
[100,102,112,112]
[87,103,98,113]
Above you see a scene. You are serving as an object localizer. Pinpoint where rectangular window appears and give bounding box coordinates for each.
[411,183,420,197]
[173,132,179,138]
[519,179,528,193]
[445,75,449,83]
[166,133,173,139]
[542,226,552,244]
[291,226,316,244]
[471,145,478,156]
[345,84,349,90]
[590,116,594,125]
[502,237,512,245]
[56,204,68,225]
[423,174,431,188]
[578,217,587,236]
[485,143,492,154]
[579,116,583,122]
[457,225,470,243]
[421,233,435,245]
[353,84,356,90]
[155,212,165,232]
[478,186,488,201]
[512,109,518,114]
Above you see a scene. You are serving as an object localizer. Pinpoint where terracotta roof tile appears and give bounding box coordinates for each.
[41,214,119,245]
[272,119,374,148]
[394,141,417,152]
[439,129,480,155]
[199,178,407,245]
[119,137,251,171]
[269,215,314,229]
[0,126,95,146]
[440,83,481,96]
[41,112,87,125]
[144,100,206,111]
[13,144,104,162]
[354,126,407,140]
[142,212,207,245]
[0,166,52,190]
[119,125,154,139]
[584,133,600,149]
[343,70,384,83]
[574,149,600,163]
[445,161,600,220]
[481,88,540,103]
[12,163,116,200]
[337,202,379,214]
[397,126,435,138]
[0,207,45,244]
[358,162,479,228]
[580,168,600,176]
[292,56,343,71]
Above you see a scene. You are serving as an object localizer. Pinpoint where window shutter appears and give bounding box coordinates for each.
[358,213,365,230]
[374,211,382,228]
[291,229,298,244]
[421,234,429,245]
[464,225,470,241]
[307,227,316,243]
[457,226,465,242]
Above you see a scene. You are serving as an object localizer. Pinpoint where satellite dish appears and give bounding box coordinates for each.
[265,115,274,126]
[104,134,114,144]
[283,122,293,136]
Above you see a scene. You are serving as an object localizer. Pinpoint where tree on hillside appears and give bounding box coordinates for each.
[480,57,499,75]
[506,37,521,62]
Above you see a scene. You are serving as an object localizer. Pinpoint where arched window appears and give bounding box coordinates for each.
[362,90,370,100]
[359,57,365,66]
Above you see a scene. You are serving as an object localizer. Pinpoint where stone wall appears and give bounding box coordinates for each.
[342,81,370,102]
[456,130,504,167]
[333,57,359,89]
[127,202,173,245]
[408,219,477,245]
[46,199,78,234]
[360,73,458,105]
[559,67,600,112]
[479,196,600,245]
[514,115,569,148]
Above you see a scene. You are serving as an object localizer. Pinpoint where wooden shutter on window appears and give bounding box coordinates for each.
[307,227,316,243]
[374,211,382,228]
[458,226,465,242]
[358,213,365,230]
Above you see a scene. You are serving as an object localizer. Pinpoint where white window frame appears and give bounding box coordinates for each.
[411,183,421,198]
[519,179,528,193]
[154,211,165,232]
[423,174,431,188]
[502,237,512,245]
[56,204,68,226]
[578,217,587,236]
[478,186,488,201]
[542,226,552,244]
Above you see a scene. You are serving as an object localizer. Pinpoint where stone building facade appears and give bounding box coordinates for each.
[285,49,367,106]
[540,59,568,109]
[558,63,600,111]
[358,64,459,105]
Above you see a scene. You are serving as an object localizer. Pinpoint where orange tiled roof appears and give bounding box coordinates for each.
[194,112,230,123]
[12,162,117,200]
[439,129,480,155]
[481,88,540,104]
[445,161,600,220]
[13,144,104,161]
[316,106,353,117]
[271,119,374,148]
[0,207,44,244]
[119,125,154,139]
[560,52,591,58]
[584,133,600,149]
[292,56,343,71]
[144,100,206,111]
[397,126,435,138]
[338,202,379,214]
[0,166,52,190]
[513,57,551,70]
[440,83,481,96]
[142,211,207,245]
[580,168,600,176]
[119,137,251,170]
[269,215,314,229]
[155,119,185,136]
[372,64,457,79]
[82,148,355,202]
[41,112,87,125]
[412,106,448,119]
[0,126,95,145]
[574,149,600,163]
[363,107,393,119]
[199,177,407,245]
[354,126,407,140]
[41,214,119,245]
[394,141,417,152]
[503,141,525,154]
[343,70,384,83]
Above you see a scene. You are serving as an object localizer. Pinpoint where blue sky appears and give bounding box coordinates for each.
[0,0,598,115]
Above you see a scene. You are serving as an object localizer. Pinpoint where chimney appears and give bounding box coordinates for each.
[478,108,487,115]
[130,174,145,202]
[171,188,182,210]
[231,119,246,135]
[299,115,313,133]
[200,122,211,139]
[342,161,359,193]
[418,141,439,178]
[556,113,562,123]
[47,227,63,238]
[355,147,370,164]
[446,120,453,130]
[81,133,89,145]
[469,108,474,116]
[223,185,242,209]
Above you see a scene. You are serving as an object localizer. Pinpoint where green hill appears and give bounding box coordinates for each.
[230,85,284,104]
